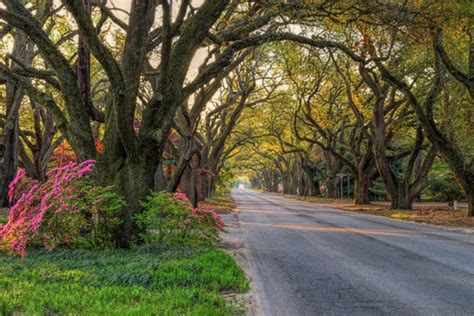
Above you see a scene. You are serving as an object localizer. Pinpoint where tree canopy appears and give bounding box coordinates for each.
[0,0,473,244]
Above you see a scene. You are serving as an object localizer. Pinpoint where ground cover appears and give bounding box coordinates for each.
[0,244,248,315]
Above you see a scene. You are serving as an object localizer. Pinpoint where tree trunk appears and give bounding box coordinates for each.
[398,191,416,210]
[263,174,271,192]
[209,178,217,198]
[166,137,198,193]
[282,174,290,195]
[303,168,321,197]
[458,171,474,216]
[0,26,33,206]
[311,179,321,196]
[354,174,370,204]
[97,154,156,246]
[467,187,474,217]
[198,178,209,200]
[97,107,160,245]
[298,173,305,196]
[327,178,339,198]
[180,165,197,207]
[262,170,273,192]
[271,171,279,192]
[154,161,167,191]
[0,106,20,207]
[288,172,297,195]
[388,190,403,210]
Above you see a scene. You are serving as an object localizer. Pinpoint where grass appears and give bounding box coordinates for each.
[0,244,249,315]
[201,195,236,214]
[0,214,6,225]
[205,196,233,204]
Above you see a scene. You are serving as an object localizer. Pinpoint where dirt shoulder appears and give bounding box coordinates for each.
[281,194,474,229]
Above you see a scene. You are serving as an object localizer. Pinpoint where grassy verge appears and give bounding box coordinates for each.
[282,194,474,228]
[0,244,248,315]
[201,195,236,214]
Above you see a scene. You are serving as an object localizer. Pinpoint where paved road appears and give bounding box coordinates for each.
[232,189,474,316]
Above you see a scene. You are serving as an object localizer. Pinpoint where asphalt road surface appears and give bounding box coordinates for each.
[232,189,474,316]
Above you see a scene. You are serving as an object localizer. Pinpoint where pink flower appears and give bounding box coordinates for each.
[1,160,96,256]
[174,192,191,205]
[8,169,26,203]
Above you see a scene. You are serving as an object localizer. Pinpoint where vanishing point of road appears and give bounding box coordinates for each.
[232,189,474,315]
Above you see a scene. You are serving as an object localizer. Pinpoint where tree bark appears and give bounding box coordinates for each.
[96,154,157,247]
[398,193,417,210]
[180,165,198,208]
[326,177,339,198]
[154,161,167,191]
[0,26,32,206]
[271,170,279,192]
[458,171,474,216]
[354,174,370,204]
[0,94,20,206]
[468,187,474,217]
[282,173,291,195]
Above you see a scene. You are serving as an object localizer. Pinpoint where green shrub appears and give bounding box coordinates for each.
[428,174,464,201]
[136,192,224,246]
[76,185,124,249]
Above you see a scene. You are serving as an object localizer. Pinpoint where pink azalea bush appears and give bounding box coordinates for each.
[0,161,124,256]
[136,191,224,245]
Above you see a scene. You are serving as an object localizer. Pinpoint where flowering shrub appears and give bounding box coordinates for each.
[136,191,224,246]
[0,161,124,256]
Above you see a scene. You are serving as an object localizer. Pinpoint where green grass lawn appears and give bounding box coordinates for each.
[0,244,248,315]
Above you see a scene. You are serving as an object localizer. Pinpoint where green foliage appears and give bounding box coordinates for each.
[0,245,248,315]
[423,159,464,202]
[136,192,224,247]
[216,185,232,195]
[76,185,125,249]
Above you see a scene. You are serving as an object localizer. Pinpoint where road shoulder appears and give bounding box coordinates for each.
[219,202,262,315]
[272,193,474,235]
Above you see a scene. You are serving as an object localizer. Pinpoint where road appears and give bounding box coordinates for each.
[232,189,474,316]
